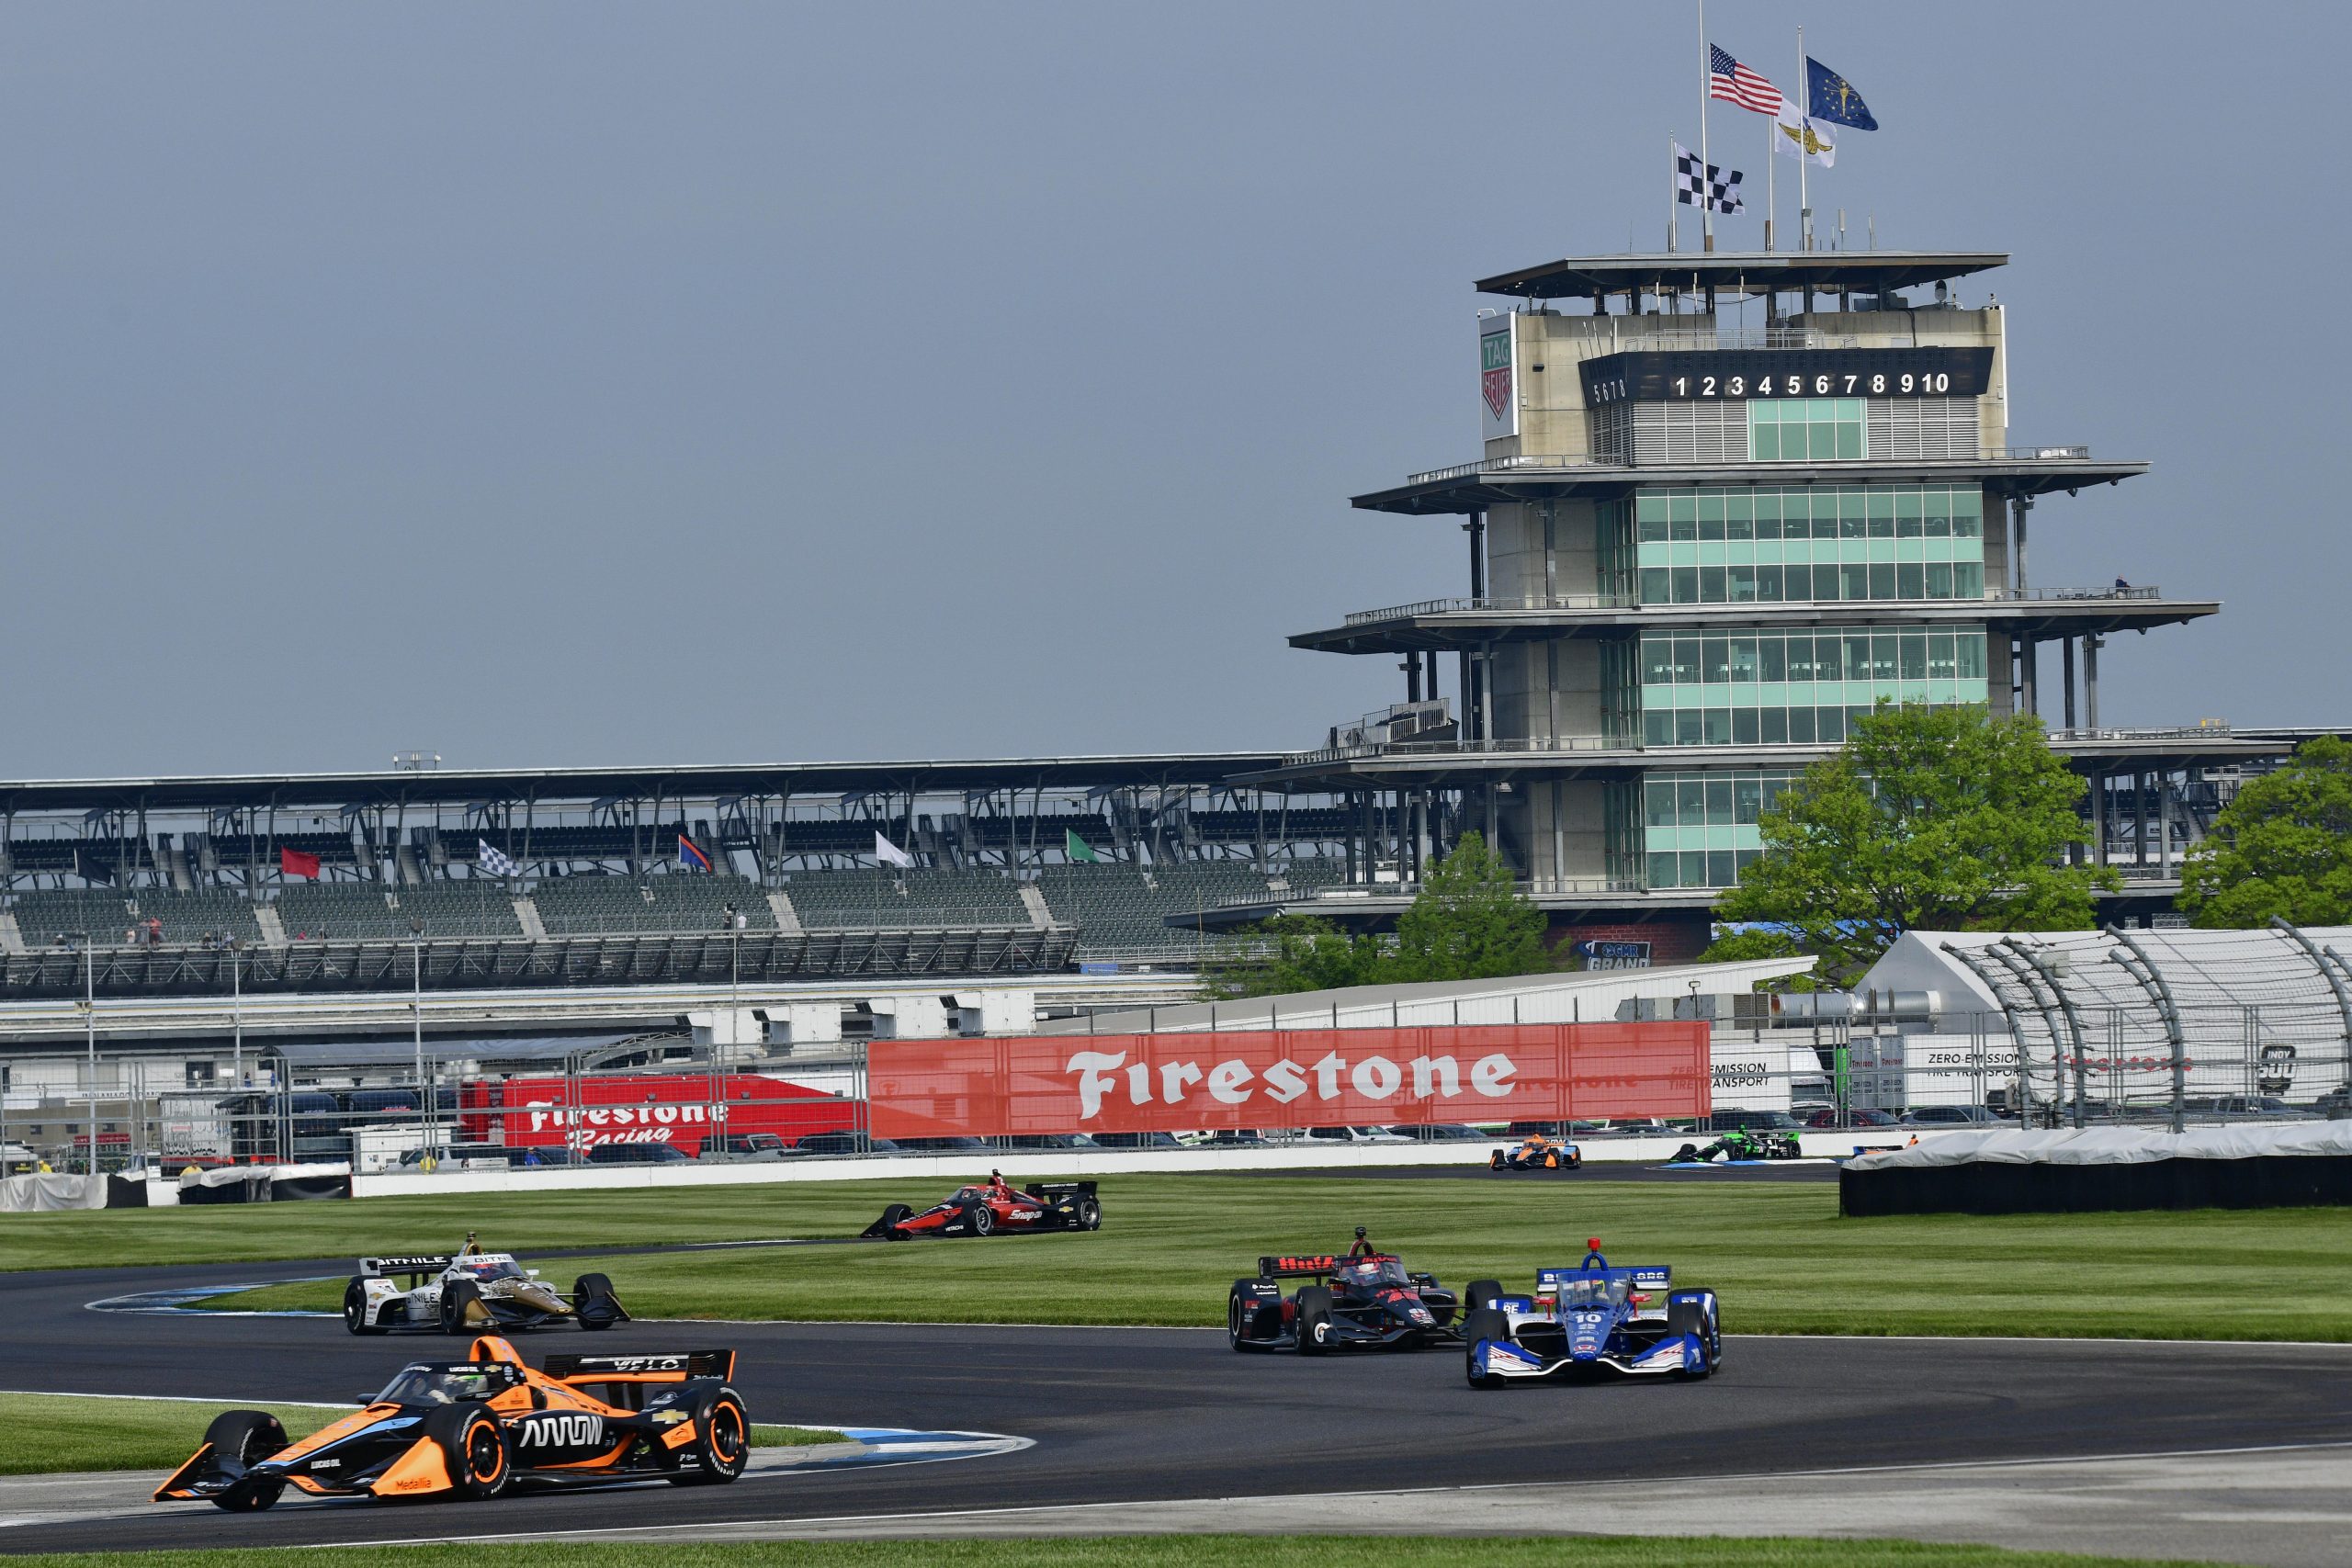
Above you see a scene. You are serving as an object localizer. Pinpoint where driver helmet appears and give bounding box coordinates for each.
[1354,1225,1367,1240]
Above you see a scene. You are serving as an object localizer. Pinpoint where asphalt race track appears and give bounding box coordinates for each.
[5,1251,2351,1558]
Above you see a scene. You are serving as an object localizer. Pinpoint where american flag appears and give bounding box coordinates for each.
[1709,45,1782,116]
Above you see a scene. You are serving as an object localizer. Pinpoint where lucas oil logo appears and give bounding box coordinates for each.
[515,1413,605,1450]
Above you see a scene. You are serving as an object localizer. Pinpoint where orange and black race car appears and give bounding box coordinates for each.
[153,1335,747,1511]
[1489,1134,1582,1171]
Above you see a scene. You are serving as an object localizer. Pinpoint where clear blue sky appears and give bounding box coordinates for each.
[2,2,2341,776]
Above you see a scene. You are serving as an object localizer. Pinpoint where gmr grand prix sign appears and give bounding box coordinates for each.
[867,1022,1709,1138]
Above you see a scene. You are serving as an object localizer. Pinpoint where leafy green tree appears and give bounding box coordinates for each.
[1203,914,1378,998]
[1709,704,2111,984]
[1696,924,1821,989]
[1205,832,1554,997]
[1385,830,1552,983]
[2179,735,2352,927]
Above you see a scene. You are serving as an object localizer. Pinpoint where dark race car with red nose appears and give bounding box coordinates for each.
[1227,1252,1462,1354]
[860,1179,1102,1240]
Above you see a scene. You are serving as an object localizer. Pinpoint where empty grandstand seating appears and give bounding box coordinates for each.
[8,888,266,947]
[1035,862,1275,953]
[953,813,1119,855]
[529,872,775,935]
[785,869,1033,930]
[273,883,524,941]
[771,819,904,861]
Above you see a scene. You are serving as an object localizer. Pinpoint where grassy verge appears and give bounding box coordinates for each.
[0,1539,2233,1568]
[185,1177,2352,1342]
[0,1393,840,1476]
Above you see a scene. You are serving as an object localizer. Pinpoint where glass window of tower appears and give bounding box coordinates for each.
[1634,770,1804,888]
[1634,484,1984,607]
[1634,626,1990,750]
[1747,398,1864,461]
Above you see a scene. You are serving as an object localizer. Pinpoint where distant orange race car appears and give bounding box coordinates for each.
[1489,1134,1582,1172]
[153,1335,748,1511]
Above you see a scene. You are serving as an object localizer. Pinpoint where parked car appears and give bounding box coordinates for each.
[698,1133,798,1162]
[1703,1109,1806,1134]
[1190,1130,1271,1147]
[795,1132,899,1156]
[894,1135,990,1152]
[583,1142,691,1165]
[1305,1126,1408,1145]
[2317,1087,2352,1121]
[1900,1105,1999,1127]
[1091,1131,1182,1149]
[1001,1132,1101,1151]
[1803,1108,1902,1129]
[1385,1123,1487,1141]
[401,1145,576,1170]
[2181,1096,2317,1122]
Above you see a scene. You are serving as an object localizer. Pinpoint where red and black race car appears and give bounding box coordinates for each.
[1227,1251,1462,1354]
[860,1179,1101,1240]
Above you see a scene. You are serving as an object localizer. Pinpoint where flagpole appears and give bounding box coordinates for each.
[1697,0,1713,253]
[1764,88,1777,253]
[1668,130,1678,254]
[1795,26,1812,252]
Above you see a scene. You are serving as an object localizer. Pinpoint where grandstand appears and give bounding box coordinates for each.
[534,873,775,935]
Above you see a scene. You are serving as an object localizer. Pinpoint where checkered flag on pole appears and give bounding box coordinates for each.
[1674,141,1744,215]
[477,840,519,878]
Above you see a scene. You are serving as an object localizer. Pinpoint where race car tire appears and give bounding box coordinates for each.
[1076,1195,1102,1231]
[202,1410,289,1511]
[343,1277,387,1336]
[424,1401,512,1500]
[1487,1150,1505,1169]
[875,1202,914,1240]
[1295,1286,1334,1356]
[440,1278,481,1336]
[1668,1291,1722,1374]
[1464,1279,1503,1314]
[1227,1281,1273,1350]
[665,1385,752,1485]
[967,1201,996,1237]
[1462,1306,1511,1390]
[1562,1149,1582,1170]
[572,1272,618,1330]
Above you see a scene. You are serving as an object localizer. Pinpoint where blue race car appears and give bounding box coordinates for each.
[1461,1240,1720,1387]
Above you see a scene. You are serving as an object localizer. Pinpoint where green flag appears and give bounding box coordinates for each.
[1065,828,1102,863]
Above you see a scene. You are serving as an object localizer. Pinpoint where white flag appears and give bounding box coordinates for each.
[1774,104,1836,167]
[478,840,519,878]
[874,831,916,869]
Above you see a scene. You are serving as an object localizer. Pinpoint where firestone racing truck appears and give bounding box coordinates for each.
[1462,1241,1721,1387]
[343,1242,628,1336]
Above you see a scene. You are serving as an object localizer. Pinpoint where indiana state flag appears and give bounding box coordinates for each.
[1806,56,1877,130]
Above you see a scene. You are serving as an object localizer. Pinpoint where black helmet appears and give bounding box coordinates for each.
[1354,1225,1367,1239]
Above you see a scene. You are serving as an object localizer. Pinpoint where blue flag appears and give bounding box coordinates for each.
[1806,56,1877,130]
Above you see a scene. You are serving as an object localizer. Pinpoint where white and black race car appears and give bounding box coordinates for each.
[343,1246,628,1337]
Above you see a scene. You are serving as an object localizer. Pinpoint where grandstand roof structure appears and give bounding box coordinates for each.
[0,752,1290,815]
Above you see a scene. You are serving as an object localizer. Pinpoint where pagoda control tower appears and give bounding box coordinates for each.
[1252,249,2220,955]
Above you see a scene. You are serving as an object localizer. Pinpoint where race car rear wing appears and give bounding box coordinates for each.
[540,1349,737,1385]
[359,1254,454,1279]
[1537,1265,1671,1291]
[1257,1253,1339,1279]
[1025,1179,1097,1200]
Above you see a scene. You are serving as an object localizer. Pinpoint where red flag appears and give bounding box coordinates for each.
[280,847,322,879]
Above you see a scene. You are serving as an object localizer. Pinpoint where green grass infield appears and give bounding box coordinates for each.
[123,1174,2352,1342]
[0,1537,2235,1568]
[0,1393,841,1477]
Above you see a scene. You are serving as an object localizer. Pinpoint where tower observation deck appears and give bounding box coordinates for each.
[1240,248,2266,955]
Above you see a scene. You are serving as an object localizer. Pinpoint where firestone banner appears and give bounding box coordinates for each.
[868,1023,1710,1138]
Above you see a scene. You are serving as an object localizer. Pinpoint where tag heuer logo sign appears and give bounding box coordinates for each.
[1481,324,1513,420]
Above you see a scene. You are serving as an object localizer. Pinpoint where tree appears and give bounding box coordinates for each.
[2179,735,2352,927]
[1202,914,1378,998]
[1708,704,2111,984]
[1385,830,1552,983]
[1205,832,1554,997]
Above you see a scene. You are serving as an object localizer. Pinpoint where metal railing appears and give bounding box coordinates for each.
[1987,445,2093,460]
[1605,326,1863,353]
[1282,735,1635,768]
[2052,724,2234,742]
[1334,585,2165,627]
[1404,446,2104,487]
